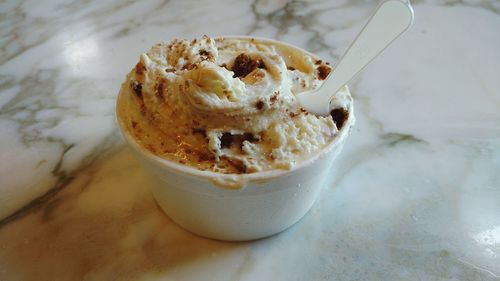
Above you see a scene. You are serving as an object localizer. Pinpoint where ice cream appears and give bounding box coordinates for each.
[116,36,352,174]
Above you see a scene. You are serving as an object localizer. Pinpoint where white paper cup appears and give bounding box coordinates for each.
[116,37,354,241]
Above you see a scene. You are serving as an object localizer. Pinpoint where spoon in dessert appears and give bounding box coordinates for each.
[296,0,414,116]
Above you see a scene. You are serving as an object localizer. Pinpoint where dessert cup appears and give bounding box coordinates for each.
[116,36,354,241]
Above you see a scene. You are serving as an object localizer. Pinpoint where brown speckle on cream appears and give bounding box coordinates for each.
[255,100,264,110]
[131,80,142,98]
[317,65,331,80]
[330,108,349,129]
[232,53,259,78]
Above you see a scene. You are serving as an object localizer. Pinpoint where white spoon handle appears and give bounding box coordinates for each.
[297,0,414,115]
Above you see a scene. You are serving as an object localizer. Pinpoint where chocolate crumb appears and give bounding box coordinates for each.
[287,66,295,71]
[255,100,264,110]
[330,108,349,129]
[165,68,175,72]
[131,80,142,98]
[220,63,228,69]
[199,49,212,60]
[232,53,258,78]
[220,132,234,148]
[242,132,258,143]
[270,92,279,103]
[219,132,258,150]
[317,65,331,80]
[257,59,266,69]
[315,59,322,65]
[289,112,296,118]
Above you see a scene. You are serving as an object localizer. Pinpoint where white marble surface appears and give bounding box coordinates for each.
[0,0,499,280]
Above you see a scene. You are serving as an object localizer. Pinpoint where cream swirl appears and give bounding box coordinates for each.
[117,36,352,174]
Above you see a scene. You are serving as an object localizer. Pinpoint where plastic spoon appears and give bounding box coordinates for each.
[296,0,414,116]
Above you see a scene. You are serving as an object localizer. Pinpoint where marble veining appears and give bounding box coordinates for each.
[0,0,499,280]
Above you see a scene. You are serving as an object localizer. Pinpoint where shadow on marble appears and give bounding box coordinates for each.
[0,147,244,280]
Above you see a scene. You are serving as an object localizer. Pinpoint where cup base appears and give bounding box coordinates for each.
[148,173,328,241]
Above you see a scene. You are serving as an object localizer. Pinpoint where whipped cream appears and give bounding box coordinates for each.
[117,36,352,174]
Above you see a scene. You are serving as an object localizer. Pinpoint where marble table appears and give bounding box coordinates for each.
[1,0,499,280]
